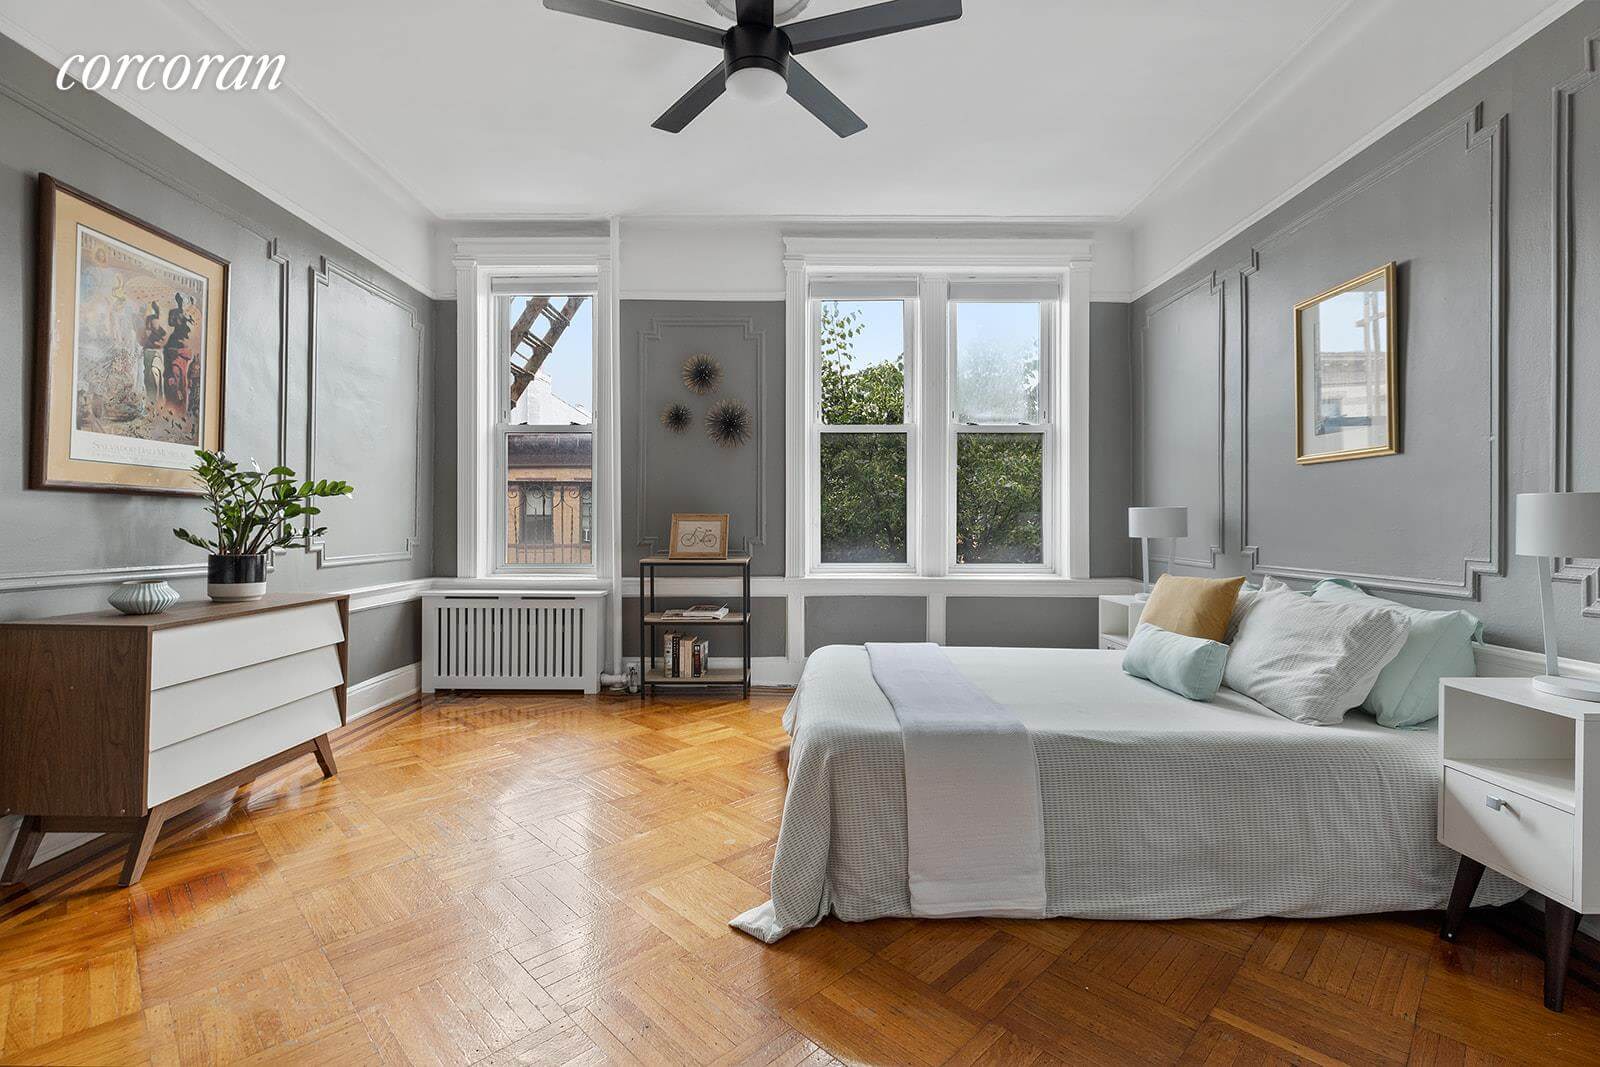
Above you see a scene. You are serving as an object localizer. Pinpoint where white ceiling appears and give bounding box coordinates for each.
[187,0,1346,219]
[0,0,1579,296]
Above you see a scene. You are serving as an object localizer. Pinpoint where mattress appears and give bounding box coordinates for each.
[734,645,1523,942]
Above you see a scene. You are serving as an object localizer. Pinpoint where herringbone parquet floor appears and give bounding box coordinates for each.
[1,689,1597,1066]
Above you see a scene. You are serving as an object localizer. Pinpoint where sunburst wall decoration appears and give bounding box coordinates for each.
[681,353,722,395]
[705,399,752,448]
[659,402,693,433]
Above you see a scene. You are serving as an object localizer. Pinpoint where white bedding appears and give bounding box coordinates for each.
[731,645,1523,943]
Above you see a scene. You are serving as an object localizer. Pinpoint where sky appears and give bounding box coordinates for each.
[511,295,594,418]
[830,297,1041,370]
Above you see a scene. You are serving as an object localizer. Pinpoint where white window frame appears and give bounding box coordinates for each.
[453,236,619,588]
[492,278,598,574]
[806,282,919,575]
[946,284,1059,575]
[784,237,1092,582]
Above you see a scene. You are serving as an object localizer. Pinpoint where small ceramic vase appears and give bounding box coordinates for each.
[107,578,180,615]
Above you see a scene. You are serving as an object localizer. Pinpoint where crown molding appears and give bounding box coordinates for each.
[1128,0,1582,301]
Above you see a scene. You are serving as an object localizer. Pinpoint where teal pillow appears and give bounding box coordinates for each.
[1122,622,1229,701]
[1311,579,1482,728]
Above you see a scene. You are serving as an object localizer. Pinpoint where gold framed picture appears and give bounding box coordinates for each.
[1293,262,1397,465]
[32,175,228,494]
[668,513,730,559]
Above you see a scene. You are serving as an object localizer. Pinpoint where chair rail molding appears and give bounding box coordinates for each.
[633,315,769,557]
[1134,268,1226,570]
[1239,107,1507,600]
[305,255,424,569]
[1551,34,1600,618]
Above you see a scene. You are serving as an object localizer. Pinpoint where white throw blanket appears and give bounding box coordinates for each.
[865,642,1046,917]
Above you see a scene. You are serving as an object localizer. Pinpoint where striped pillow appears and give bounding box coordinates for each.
[1222,579,1411,725]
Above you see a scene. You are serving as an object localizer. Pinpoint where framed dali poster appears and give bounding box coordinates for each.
[32,175,228,494]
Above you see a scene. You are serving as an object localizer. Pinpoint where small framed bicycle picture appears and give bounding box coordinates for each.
[668,513,730,560]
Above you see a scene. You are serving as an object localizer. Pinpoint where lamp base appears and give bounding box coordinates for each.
[1531,675,1600,703]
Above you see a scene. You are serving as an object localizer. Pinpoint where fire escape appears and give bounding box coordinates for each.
[508,296,587,405]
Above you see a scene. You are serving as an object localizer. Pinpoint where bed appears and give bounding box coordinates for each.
[733,645,1523,942]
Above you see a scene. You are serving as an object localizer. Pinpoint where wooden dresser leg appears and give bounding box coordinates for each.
[1440,856,1486,942]
[119,806,169,887]
[1544,900,1582,1012]
[312,734,338,778]
[1,816,45,885]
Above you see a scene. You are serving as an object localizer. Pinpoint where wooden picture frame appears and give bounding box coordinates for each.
[1293,262,1398,464]
[668,513,730,559]
[32,174,228,495]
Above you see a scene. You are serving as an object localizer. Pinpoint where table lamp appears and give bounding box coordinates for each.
[1128,506,1188,600]
[1516,491,1600,701]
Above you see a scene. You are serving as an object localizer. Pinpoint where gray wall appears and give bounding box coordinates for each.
[1131,3,1600,661]
[0,32,445,876]
[621,300,786,575]
[806,596,926,654]
[1088,302,1134,578]
[0,35,440,655]
[946,596,1099,649]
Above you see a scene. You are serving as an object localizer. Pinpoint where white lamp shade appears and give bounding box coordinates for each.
[1516,492,1600,557]
[1128,506,1188,540]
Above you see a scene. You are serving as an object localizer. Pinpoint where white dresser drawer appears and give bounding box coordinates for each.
[149,645,343,751]
[147,688,341,807]
[150,602,344,689]
[1441,766,1574,901]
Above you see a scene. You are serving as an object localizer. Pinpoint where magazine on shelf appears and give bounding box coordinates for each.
[660,603,730,621]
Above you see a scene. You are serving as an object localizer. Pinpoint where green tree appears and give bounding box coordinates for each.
[816,301,1044,565]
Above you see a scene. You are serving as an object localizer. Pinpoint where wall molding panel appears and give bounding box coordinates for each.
[1134,270,1226,570]
[632,315,770,556]
[1237,108,1507,600]
[1552,34,1600,617]
[306,256,425,569]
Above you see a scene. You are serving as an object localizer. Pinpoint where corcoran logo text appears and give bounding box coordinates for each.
[56,54,286,92]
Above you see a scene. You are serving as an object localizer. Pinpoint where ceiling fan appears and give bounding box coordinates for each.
[542,0,963,138]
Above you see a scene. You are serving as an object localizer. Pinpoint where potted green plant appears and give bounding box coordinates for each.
[174,449,353,601]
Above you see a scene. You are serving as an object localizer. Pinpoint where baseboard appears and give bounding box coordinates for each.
[348,662,421,720]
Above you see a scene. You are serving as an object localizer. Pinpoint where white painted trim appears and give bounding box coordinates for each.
[784,236,1093,270]
[347,663,421,721]
[345,579,433,614]
[1473,643,1600,684]
[1066,262,1093,578]
[0,561,206,594]
[1129,0,1583,299]
[619,575,1139,598]
[621,290,788,303]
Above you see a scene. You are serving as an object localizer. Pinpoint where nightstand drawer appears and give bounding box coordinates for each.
[1441,767,1573,901]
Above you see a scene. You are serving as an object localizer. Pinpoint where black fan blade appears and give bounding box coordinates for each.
[786,59,866,138]
[735,0,775,24]
[785,0,961,54]
[543,0,724,47]
[652,64,728,132]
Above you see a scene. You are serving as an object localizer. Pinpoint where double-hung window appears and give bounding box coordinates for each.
[809,282,917,571]
[494,281,596,571]
[801,266,1068,577]
[949,282,1056,571]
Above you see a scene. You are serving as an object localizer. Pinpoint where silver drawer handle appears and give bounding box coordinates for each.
[1484,795,1509,812]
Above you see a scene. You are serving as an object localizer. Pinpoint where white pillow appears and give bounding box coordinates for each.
[1223,578,1411,725]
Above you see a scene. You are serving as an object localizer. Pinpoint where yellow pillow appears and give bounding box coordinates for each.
[1139,575,1246,643]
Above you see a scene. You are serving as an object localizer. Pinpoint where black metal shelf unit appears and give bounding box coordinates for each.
[638,553,751,698]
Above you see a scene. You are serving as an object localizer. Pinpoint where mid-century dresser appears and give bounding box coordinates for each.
[0,592,348,886]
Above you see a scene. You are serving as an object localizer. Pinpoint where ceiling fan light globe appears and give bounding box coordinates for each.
[727,66,787,103]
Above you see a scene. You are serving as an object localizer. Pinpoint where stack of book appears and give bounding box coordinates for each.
[661,630,711,678]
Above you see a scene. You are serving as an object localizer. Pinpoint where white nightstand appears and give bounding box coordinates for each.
[1097,595,1145,651]
[1437,676,1598,1011]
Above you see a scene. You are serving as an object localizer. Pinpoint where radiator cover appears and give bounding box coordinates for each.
[422,592,605,694]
